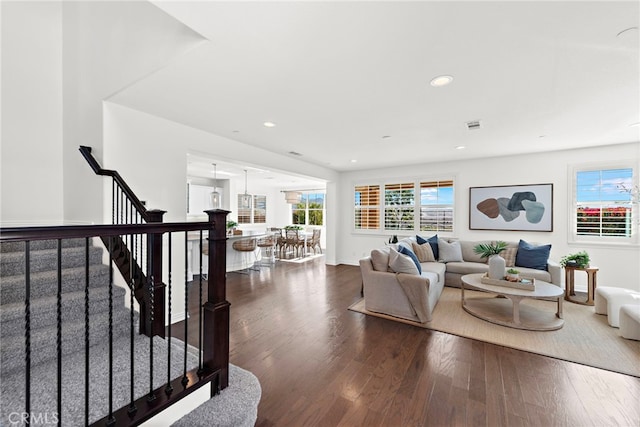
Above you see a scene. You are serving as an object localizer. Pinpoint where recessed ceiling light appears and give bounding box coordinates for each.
[430,75,453,87]
[382,135,391,139]
[263,121,276,128]
[629,122,640,127]
[455,146,465,150]
[351,159,357,163]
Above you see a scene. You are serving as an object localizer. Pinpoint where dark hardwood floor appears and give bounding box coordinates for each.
[171,258,640,426]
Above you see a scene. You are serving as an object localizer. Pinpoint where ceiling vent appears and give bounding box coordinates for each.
[466,120,481,130]
[288,151,303,156]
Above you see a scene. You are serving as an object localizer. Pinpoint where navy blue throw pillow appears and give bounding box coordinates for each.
[416,234,439,260]
[398,245,422,274]
[515,239,551,271]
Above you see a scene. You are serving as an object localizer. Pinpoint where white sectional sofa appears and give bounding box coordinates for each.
[359,236,561,326]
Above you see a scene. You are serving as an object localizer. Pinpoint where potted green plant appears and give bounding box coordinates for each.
[474,241,508,279]
[560,251,590,269]
[226,220,238,236]
[506,268,520,282]
[284,225,303,231]
[473,241,508,258]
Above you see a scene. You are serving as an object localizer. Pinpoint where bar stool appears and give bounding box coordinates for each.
[232,238,258,273]
[257,233,277,267]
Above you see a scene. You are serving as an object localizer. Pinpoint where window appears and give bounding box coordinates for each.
[237,195,266,224]
[254,195,266,224]
[292,192,325,226]
[420,180,454,232]
[354,178,455,233]
[355,185,380,230]
[575,167,634,238]
[384,182,415,231]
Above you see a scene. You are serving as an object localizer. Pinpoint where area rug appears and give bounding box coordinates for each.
[349,287,640,377]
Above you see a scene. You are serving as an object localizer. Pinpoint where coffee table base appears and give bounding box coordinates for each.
[462,296,564,331]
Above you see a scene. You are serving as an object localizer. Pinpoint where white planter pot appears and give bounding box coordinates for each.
[488,255,506,279]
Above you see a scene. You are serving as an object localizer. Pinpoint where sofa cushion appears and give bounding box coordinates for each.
[421,262,446,283]
[420,271,439,285]
[461,240,490,263]
[412,241,436,262]
[371,247,391,272]
[515,239,551,271]
[445,261,489,275]
[438,239,463,262]
[499,247,517,267]
[389,247,420,275]
[416,234,439,260]
[398,245,422,274]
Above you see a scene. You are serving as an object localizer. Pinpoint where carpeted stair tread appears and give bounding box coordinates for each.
[0,238,86,253]
[1,286,127,338]
[0,334,200,426]
[1,306,133,375]
[0,246,104,276]
[171,364,261,427]
[0,264,111,304]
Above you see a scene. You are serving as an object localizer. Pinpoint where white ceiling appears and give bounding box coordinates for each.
[110,1,640,175]
[186,152,328,189]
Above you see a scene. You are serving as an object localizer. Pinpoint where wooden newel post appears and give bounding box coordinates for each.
[203,209,230,394]
[145,209,167,338]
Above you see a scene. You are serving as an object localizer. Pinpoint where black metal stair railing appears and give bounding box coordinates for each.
[79,145,165,338]
[0,210,230,427]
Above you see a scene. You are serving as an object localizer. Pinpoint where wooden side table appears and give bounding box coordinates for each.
[564,266,598,305]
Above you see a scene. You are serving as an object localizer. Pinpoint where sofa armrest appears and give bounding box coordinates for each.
[547,260,561,287]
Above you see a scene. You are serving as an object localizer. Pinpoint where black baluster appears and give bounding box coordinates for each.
[107,238,115,426]
[198,230,203,375]
[128,233,136,416]
[57,239,62,426]
[112,178,116,224]
[182,234,189,387]
[84,237,90,426]
[24,241,31,426]
[147,234,156,402]
[165,233,173,395]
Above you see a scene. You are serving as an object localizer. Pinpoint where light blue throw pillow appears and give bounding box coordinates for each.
[515,239,551,271]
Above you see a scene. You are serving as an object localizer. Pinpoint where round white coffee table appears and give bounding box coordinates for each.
[461,273,564,331]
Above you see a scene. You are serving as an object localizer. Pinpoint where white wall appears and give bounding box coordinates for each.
[1,1,64,224]
[60,0,205,223]
[336,142,640,290]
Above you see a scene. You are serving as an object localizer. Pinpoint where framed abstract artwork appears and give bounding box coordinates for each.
[469,183,553,231]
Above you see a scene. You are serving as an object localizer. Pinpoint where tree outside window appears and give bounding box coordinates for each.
[292,192,324,226]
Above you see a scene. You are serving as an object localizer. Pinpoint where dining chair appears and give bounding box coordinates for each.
[306,228,322,255]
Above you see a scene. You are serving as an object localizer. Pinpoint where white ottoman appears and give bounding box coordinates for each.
[620,304,640,340]
[594,286,640,327]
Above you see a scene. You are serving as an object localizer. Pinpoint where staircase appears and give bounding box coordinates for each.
[0,238,199,425]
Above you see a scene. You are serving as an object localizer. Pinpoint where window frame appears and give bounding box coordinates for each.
[569,162,638,246]
[237,194,267,224]
[353,175,456,235]
[291,191,326,227]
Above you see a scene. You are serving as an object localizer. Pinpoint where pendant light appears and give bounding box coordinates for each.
[210,163,220,209]
[240,169,252,209]
[284,191,302,204]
